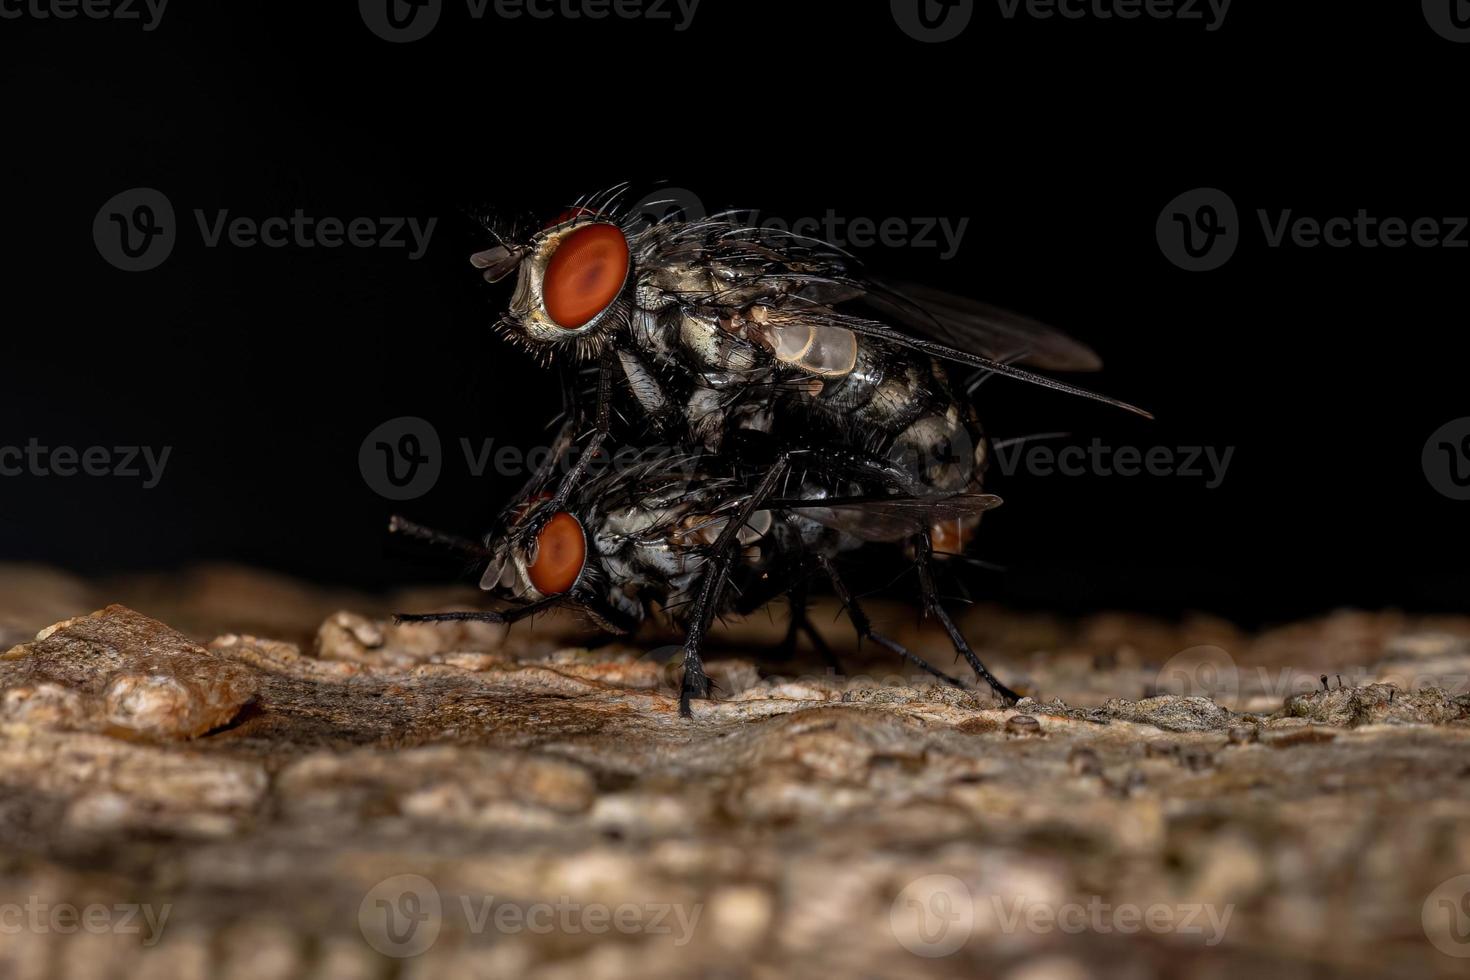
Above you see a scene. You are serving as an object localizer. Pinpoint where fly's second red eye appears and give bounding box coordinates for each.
[527,512,586,595]
[542,223,629,330]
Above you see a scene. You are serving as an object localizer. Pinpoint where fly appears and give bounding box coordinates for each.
[394,451,1018,716]
[470,185,1148,552]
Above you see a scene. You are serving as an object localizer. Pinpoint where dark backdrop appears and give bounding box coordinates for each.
[3,2,1466,624]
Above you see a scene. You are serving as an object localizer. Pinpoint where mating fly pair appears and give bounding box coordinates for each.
[395,186,1147,715]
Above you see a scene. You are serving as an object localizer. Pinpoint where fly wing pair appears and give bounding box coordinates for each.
[639,220,1149,417]
[769,491,1004,545]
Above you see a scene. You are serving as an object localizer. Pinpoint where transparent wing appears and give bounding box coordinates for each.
[776,492,1004,543]
[765,306,1150,418]
[857,280,1102,372]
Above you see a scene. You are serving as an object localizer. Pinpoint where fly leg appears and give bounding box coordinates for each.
[787,581,846,675]
[678,563,726,716]
[678,455,793,717]
[816,555,964,689]
[778,577,843,676]
[393,594,566,626]
[514,347,618,542]
[911,532,1020,705]
[724,554,842,674]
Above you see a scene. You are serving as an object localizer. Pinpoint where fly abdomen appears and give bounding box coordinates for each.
[888,406,984,495]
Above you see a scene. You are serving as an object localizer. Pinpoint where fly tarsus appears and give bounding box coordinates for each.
[912,533,1020,705]
[817,555,965,689]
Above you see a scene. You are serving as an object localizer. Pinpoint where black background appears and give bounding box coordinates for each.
[2,1,1465,625]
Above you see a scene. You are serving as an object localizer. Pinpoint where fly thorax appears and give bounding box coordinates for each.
[685,387,728,451]
[634,275,677,313]
[677,310,758,372]
[647,264,715,302]
[629,307,666,352]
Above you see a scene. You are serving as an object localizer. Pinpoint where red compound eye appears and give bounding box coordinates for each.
[542,223,629,329]
[527,512,586,595]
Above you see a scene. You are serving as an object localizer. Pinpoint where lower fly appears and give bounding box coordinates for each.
[393,451,1019,716]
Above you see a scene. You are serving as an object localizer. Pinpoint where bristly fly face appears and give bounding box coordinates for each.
[475,460,740,633]
[480,491,596,600]
[470,208,635,364]
[477,494,636,633]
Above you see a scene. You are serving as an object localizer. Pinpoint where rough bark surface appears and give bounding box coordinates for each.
[1,565,1468,979]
